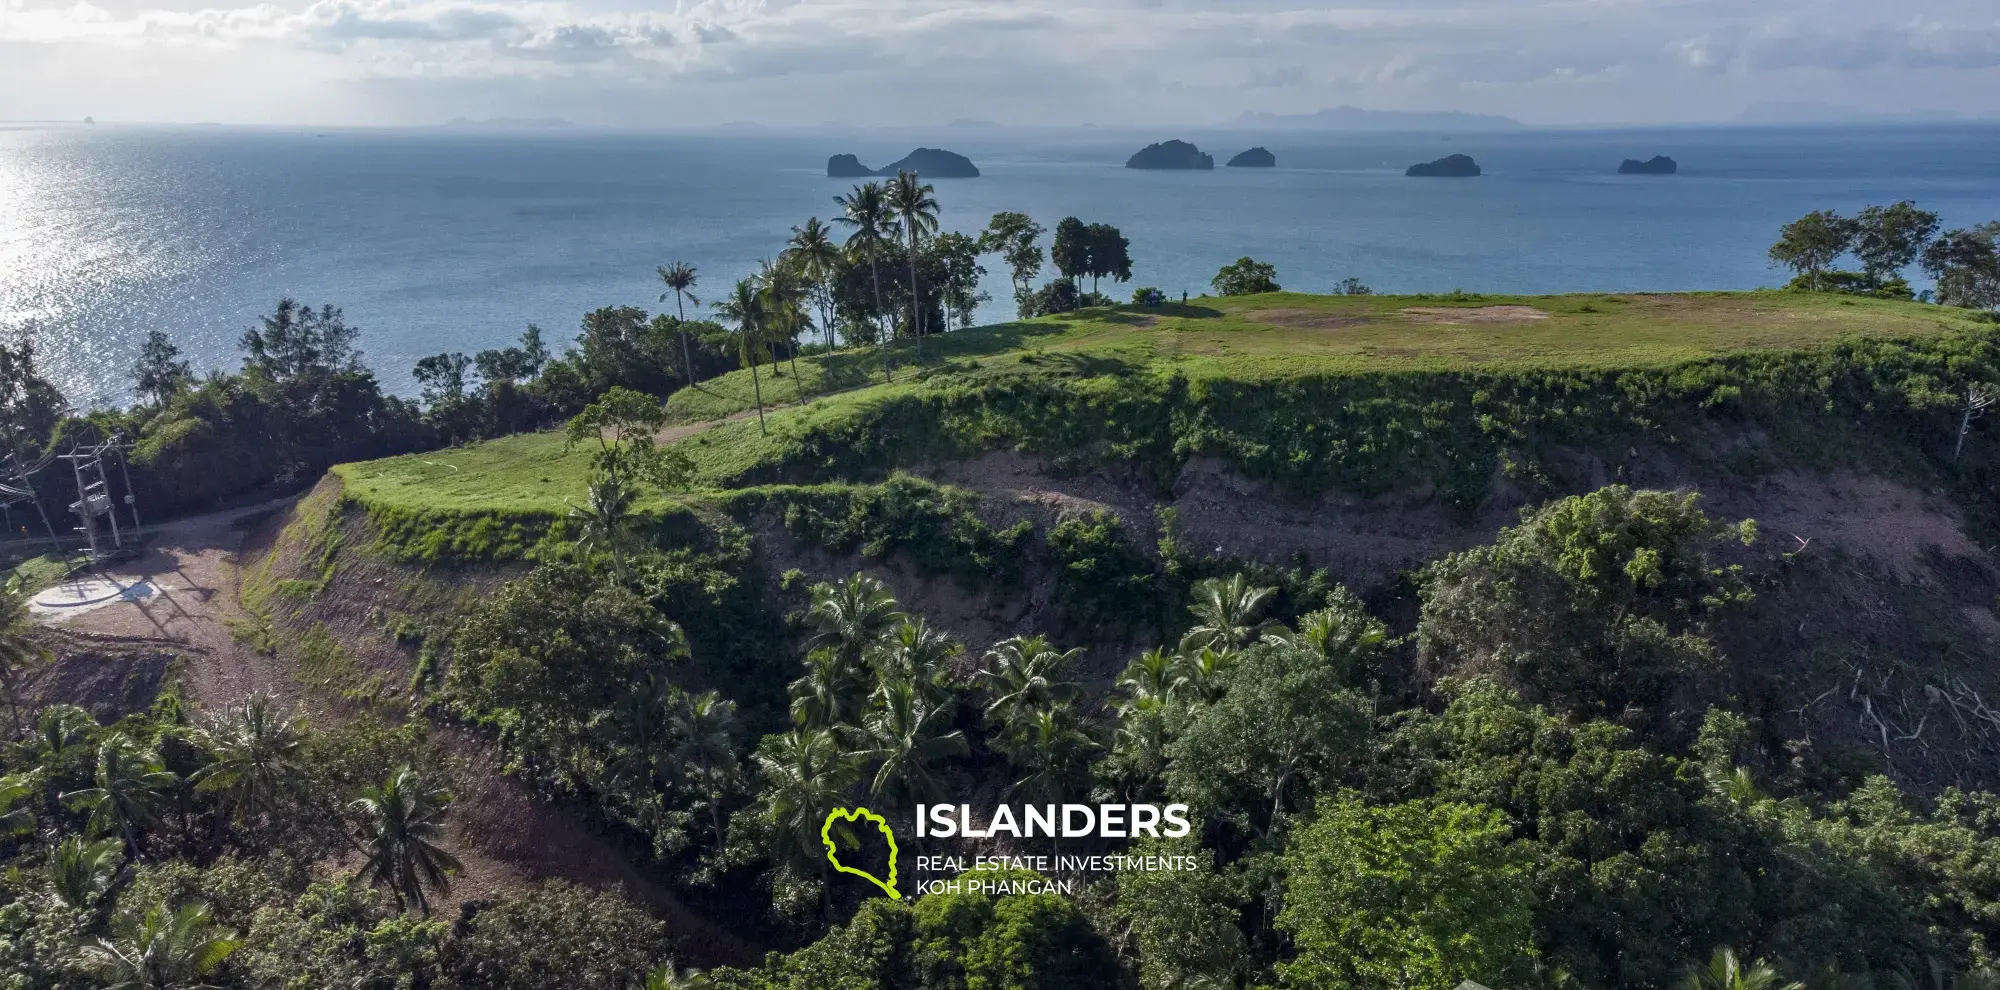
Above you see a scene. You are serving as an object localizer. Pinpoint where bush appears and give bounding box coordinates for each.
[1211,257,1280,296]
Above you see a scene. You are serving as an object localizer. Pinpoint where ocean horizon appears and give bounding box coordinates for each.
[4,121,1999,404]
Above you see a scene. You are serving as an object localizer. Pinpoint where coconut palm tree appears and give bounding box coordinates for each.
[752,728,859,875]
[348,765,462,916]
[884,170,940,361]
[1680,949,1804,990]
[645,963,710,990]
[190,692,305,834]
[1116,647,1179,707]
[834,182,895,382]
[48,835,124,910]
[787,218,842,352]
[1109,694,1174,797]
[977,635,1083,727]
[79,900,240,990]
[19,703,97,764]
[869,617,960,707]
[1180,574,1279,654]
[757,256,811,398]
[567,471,638,582]
[1005,705,1099,806]
[1,771,35,834]
[713,278,768,435]
[0,575,44,738]
[803,575,905,676]
[857,677,966,811]
[670,689,738,849]
[789,649,865,731]
[62,736,178,858]
[656,261,702,390]
[1169,645,1240,704]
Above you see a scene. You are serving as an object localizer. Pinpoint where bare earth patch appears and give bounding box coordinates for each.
[1401,305,1551,325]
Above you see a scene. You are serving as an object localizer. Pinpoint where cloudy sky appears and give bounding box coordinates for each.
[2,0,1997,127]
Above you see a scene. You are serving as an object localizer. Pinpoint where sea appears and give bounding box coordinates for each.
[4,122,2000,404]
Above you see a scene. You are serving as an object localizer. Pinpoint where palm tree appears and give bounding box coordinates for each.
[757,256,811,398]
[1,771,35,834]
[669,689,738,848]
[884,170,940,362]
[79,900,240,990]
[787,218,842,352]
[48,835,124,910]
[1681,949,1804,990]
[753,728,859,875]
[1169,645,1240,704]
[348,765,462,916]
[1109,693,1174,796]
[713,278,768,435]
[657,261,702,390]
[789,649,865,731]
[834,182,895,382]
[857,677,967,812]
[1116,647,1179,706]
[977,635,1083,727]
[1005,705,1099,806]
[1180,574,1279,654]
[645,963,710,990]
[19,703,96,763]
[61,736,178,858]
[190,693,305,834]
[567,471,638,582]
[870,617,961,707]
[803,575,905,675]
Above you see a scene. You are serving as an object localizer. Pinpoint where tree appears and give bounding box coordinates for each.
[885,170,940,360]
[857,677,967,811]
[1180,573,1279,654]
[1085,223,1132,294]
[869,617,961,708]
[1853,201,1941,284]
[803,574,906,676]
[668,689,739,850]
[130,330,192,406]
[0,575,44,737]
[981,212,1046,315]
[411,352,472,409]
[1004,706,1099,806]
[80,900,241,990]
[1679,949,1805,990]
[1922,224,2000,309]
[190,692,306,837]
[1117,839,1247,990]
[1211,257,1280,296]
[48,835,124,910]
[752,728,860,878]
[62,736,179,857]
[1277,795,1534,990]
[561,386,691,580]
[790,648,867,731]
[1051,217,1090,292]
[0,335,65,460]
[657,261,703,390]
[760,255,814,394]
[1165,643,1372,836]
[714,278,770,434]
[977,635,1083,726]
[473,325,549,384]
[240,298,362,383]
[448,881,669,990]
[786,219,842,351]
[348,765,462,915]
[932,231,989,330]
[1769,210,1858,292]
[835,182,896,381]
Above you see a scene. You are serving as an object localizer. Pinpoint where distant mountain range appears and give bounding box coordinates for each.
[1734,102,1964,124]
[1225,106,1523,132]
[440,117,581,130]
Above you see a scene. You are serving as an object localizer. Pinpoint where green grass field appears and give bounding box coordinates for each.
[333,290,1991,516]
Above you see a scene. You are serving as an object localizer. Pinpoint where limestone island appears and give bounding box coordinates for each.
[825,148,981,178]
[1618,155,1678,175]
[1226,147,1277,168]
[1126,140,1214,170]
[1406,153,1481,177]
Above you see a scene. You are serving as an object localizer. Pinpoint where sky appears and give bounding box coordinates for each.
[2,0,1997,127]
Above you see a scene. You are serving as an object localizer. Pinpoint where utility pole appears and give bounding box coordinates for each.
[59,435,141,560]
[0,450,64,556]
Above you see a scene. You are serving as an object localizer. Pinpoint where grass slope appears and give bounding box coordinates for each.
[333,290,1993,519]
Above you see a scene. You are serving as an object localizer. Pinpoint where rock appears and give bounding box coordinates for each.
[1405,153,1481,177]
[1226,147,1276,167]
[877,147,980,178]
[1126,140,1214,170]
[827,154,875,178]
[1618,155,1678,175]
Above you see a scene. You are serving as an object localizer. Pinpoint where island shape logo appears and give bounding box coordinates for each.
[823,807,901,899]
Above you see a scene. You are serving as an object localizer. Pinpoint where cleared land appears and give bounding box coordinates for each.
[332,290,1991,515]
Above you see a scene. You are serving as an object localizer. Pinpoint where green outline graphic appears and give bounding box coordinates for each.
[823,807,901,899]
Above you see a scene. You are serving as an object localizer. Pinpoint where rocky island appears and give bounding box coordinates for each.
[1618,155,1678,175]
[825,148,981,178]
[1406,153,1481,177]
[1126,140,1214,170]
[1226,147,1277,167]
